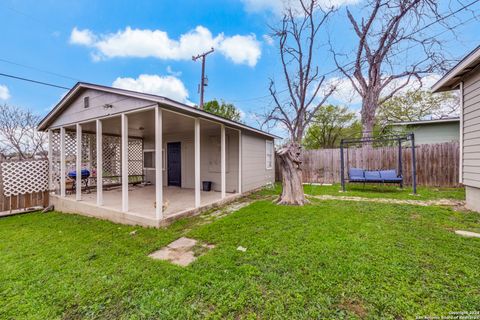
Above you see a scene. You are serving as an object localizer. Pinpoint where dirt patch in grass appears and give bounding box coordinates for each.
[198,195,275,225]
[307,194,465,207]
[338,298,367,318]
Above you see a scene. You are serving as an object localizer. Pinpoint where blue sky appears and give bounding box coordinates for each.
[0,0,479,133]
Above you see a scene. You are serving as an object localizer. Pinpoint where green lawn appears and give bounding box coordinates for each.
[1,189,479,319]
[261,183,466,201]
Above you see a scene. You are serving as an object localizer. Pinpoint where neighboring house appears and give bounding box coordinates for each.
[432,45,480,212]
[390,117,460,145]
[38,82,277,227]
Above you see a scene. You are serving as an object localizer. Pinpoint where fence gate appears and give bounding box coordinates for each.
[0,159,50,214]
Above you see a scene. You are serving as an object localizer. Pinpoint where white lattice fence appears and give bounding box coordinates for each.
[0,159,50,212]
[1,160,49,196]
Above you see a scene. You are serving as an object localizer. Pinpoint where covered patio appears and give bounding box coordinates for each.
[63,185,229,219]
[45,86,242,227]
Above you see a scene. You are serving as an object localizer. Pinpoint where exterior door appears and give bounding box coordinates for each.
[167,142,181,187]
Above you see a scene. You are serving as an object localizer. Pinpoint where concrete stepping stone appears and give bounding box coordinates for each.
[149,237,214,266]
[455,230,480,238]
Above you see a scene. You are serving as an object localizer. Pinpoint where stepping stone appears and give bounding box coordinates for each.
[149,237,214,266]
[455,230,480,238]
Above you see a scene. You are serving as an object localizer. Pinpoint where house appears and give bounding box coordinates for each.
[432,45,480,212]
[390,117,460,145]
[38,82,277,227]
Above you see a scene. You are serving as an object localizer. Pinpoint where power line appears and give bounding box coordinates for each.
[0,0,477,100]
[1,3,58,32]
[234,0,480,104]
[0,72,70,90]
[0,58,81,82]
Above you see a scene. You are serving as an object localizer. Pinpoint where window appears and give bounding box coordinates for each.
[266,140,274,169]
[143,150,155,169]
[84,96,90,108]
[143,149,166,170]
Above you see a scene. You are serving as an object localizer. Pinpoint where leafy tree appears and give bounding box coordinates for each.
[303,105,357,149]
[203,99,242,122]
[377,90,459,125]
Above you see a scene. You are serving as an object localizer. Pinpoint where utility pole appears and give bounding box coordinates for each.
[192,47,214,109]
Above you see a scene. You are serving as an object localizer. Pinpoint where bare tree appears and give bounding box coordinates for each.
[266,0,336,205]
[333,0,465,137]
[0,104,47,160]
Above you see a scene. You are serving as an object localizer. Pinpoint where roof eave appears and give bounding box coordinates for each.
[391,118,460,126]
[37,82,281,140]
[431,45,480,93]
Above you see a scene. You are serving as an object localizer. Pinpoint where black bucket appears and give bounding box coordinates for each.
[202,181,212,191]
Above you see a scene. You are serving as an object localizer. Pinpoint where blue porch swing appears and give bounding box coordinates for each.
[339,133,417,194]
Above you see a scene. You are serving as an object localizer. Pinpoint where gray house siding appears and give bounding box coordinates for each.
[50,89,154,128]
[241,131,275,192]
[463,71,480,189]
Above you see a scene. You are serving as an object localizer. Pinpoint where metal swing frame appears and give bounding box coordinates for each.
[339,132,417,194]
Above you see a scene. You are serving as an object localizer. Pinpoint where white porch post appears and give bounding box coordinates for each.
[60,127,66,197]
[155,106,163,219]
[194,118,201,208]
[121,113,129,212]
[76,123,82,201]
[238,131,242,194]
[220,124,226,199]
[96,119,103,206]
[48,129,53,192]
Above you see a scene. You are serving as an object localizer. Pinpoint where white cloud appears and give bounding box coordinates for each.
[324,77,362,104]
[325,73,443,105]
[70,27,96,46]
[217,34,261,67]
[70,26,262,67]
[166,66,182,77]
[112,74,190,104]
[241,0,360,15]
[263,34,274,46]
[0,85,10,100]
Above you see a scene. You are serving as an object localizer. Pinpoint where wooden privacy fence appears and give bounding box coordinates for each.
[276,142,460,187]
[0,159,50,214]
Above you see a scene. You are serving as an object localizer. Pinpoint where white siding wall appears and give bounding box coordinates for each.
[241,131,275,192]
[463,71,480,188]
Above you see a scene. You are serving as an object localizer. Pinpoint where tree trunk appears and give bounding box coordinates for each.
[361,95,378,138]
[362,119,374,138]
[276,142,307,205]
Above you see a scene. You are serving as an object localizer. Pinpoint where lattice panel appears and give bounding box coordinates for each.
[49,131,143,192]
[51,131,61,194]
[128,139,143,175]
[2,160,49,196]
[103,135,121,176]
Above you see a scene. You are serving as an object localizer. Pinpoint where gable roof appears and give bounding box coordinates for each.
[38,82,279,139]
[432,45,480,92]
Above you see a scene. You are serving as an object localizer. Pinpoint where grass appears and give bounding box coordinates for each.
[1,188,479,319]
[260,183,466,201]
